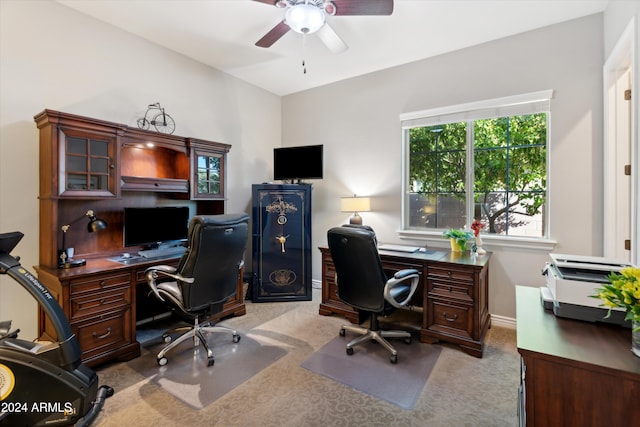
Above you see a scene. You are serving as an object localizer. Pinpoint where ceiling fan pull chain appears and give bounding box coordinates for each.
[302,34,308,74]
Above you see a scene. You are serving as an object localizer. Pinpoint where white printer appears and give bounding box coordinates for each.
[541,253,634,326]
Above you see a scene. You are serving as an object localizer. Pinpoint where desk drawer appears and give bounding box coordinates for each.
[74,311,129,360]
[70,287,131,320]
[426,298,473,339]
[428,278,474,303]
[428,266,474,283]
[69,272,130,297]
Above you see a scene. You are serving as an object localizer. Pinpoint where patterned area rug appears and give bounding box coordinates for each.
[127,330,287,409]
[301,334,442,409]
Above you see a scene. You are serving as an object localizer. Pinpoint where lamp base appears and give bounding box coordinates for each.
[59,258,86,269]
[349,213,363,225]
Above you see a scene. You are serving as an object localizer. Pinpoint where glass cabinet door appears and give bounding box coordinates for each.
[193,150,225,199]
[60,128,117,197]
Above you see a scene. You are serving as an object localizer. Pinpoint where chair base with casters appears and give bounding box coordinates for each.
[339,311,412,364]
[156,316,241,367]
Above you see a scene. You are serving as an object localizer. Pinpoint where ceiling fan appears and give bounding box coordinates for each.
[253,0,394,54]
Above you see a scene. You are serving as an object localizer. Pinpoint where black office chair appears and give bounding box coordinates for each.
[144,213,249,367]
[327,225,420,363]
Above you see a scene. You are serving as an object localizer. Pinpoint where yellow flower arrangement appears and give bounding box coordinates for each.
[593,266,640,332]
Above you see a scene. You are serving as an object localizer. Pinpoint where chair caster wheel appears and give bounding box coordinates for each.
[232,334,241,343]
[390,354,398,364]
[339,328,346,337]
[162,334,172,344]
[346,347,354,356]
[207,357,215,367]
[157,356,168,366]
[404,336,412,344]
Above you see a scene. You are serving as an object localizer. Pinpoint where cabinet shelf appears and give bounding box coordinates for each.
[120,176,189,193]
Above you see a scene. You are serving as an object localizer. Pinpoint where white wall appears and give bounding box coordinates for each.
[0,0,280,339]
[283,14,605,321]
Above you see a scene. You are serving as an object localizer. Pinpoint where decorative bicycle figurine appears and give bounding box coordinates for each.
[137,102,176,134]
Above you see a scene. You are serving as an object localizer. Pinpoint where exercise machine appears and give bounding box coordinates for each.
[0,231,112,426]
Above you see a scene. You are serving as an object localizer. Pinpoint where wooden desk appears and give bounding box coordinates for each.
[319,247,491,357]
[516,286,640,426]
[35,256,245,367]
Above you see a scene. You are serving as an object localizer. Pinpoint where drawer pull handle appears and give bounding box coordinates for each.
[443,312,458,322]
[447,271,452,277]
[93,328,112,339]
[99,281,106,287]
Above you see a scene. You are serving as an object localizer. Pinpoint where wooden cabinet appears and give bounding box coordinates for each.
[319,247,491,357]
[34,109,241,366]
[422,259,491,357]
[35,264,138,367]
[516,286,640,426]
[34,109,230,269]
[35,110,123,200]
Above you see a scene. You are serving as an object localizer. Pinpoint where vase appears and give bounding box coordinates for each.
[449,238,465,252]
[475,235,486,255]
[633,321,640,358]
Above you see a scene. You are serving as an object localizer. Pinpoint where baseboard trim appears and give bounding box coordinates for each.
[491,314,516,329]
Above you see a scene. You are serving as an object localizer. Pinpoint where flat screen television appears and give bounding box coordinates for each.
[123,206,189,248]
[273,145,323,182]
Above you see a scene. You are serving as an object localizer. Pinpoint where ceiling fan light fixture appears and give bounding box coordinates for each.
[285,4,326,34]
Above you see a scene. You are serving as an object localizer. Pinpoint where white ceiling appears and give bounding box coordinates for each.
[56,0,609,96]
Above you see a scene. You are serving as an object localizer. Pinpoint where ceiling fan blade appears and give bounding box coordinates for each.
[316,24,348,54]
[252,0,277,5]
[255,21,290,48]
[331,0,393,15]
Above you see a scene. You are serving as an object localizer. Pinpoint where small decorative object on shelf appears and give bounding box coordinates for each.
[471,219,486,255]
[592,266,640,357]
[137,102,175,134]
[443,229,473,252]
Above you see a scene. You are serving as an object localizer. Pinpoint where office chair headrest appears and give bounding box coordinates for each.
[195,213,250,227]
[340,224,377,245]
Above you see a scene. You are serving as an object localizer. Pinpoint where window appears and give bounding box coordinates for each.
[401,90,552,240]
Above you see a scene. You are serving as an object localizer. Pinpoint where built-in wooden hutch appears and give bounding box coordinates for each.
[33,109,245,366]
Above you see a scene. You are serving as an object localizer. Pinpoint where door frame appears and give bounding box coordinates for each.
[603,18,638,265]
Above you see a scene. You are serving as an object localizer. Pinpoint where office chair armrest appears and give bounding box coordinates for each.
[144,265,195,301]
[383,269,420,309]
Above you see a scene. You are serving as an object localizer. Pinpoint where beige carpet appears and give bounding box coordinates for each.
[92,289,519,426]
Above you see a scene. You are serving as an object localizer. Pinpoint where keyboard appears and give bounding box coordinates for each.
[138,246,186,259]
[377,244,421,253]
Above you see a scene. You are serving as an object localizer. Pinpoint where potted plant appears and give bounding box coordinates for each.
[442,229,473,252]
[592,266,640,357]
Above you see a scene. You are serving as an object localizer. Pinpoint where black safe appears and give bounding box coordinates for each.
[251,184,312,302]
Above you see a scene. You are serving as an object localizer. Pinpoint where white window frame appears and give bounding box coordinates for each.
[399,90,557,251]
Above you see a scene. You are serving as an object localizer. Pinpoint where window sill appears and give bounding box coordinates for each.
[397,230,557,252]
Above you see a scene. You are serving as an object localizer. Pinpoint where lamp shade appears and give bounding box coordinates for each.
[341,197,371,213]
[285,4,326,34]
[86,210,107,232]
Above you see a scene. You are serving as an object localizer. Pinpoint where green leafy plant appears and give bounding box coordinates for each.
[442,229,473,251]
[592,267,640,331]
